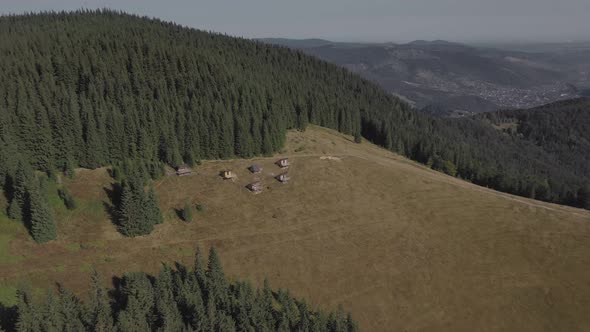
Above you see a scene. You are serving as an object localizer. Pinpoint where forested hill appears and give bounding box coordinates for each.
[0,10,587,212]
[478,98,590,208]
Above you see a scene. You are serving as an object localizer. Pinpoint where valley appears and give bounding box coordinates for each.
[263,39,590,116]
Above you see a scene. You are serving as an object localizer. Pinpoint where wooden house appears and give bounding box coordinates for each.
[276,158,289,168]
[176,165,191,176]
[246,181,263,194]
[249,164,262,174]
[276,172,290,183]
[221,170,236,180]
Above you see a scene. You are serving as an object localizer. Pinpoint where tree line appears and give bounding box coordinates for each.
[1,247,358,332]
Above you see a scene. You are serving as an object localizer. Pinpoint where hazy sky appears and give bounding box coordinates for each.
[2,0,590,42]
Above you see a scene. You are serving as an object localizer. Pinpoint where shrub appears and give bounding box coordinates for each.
[195,203,207,212]
[181,202,192,222]
[58,188,77,210]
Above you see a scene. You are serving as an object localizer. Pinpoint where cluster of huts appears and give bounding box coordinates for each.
[174,158,290,194]
[245,158,290,194]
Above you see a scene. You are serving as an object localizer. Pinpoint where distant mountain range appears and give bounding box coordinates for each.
[261,38,590,116]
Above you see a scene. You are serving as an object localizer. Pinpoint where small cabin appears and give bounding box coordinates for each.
[276,158,289,168]
[176,165,192,176]
[249,164,262,174]
[276,172,290,183]
[246,181,263,194]
[221,170,236,180]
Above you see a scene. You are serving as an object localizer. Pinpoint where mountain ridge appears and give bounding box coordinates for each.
[261,37,585,113]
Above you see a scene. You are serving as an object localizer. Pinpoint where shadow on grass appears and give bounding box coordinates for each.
[103,183,122,227]
[0,302,17,331]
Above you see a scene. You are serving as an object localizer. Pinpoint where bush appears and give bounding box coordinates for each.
[181,202,192,222]
[58,187,77,210]
[195,203,207,212]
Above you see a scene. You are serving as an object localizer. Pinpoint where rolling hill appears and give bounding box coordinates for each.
[1,126,589,331]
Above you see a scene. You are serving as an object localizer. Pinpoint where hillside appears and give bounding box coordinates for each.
[479,98,590,208]
[263,38,583,113]
[1,126,589,331]
[0,11,588,217]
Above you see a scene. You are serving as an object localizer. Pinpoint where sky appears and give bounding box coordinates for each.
[2,0,590,43]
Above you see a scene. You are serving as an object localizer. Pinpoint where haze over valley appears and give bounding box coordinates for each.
[262,38,590,116]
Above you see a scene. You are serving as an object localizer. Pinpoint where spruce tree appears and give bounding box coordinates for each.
[8,161,31,221]
[118,176,153,237]
[40,291,63,331]
[181,201,192,223]
[6,247,355,331]
[28,183,57,243]
[7,199,23,222]
[58,286,86,331]
[194,247,207,292]
[15,289,40,332]
[145,187,163,225]
[206,247,228,310]
[87,270,114,332]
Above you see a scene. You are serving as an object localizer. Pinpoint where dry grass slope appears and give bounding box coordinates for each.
[1,126,589,331]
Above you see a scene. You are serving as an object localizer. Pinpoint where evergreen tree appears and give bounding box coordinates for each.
[8,161,31,221]
[15,289,40,332]
[6,247,356,332]
[117,175,153,237]
[145,187,163,225]
[86,271,114,332]
[181,201,192,223]
[577,186,590,210]
[40,291,63,332]
[206,247,229,311]
[194,247,207,292]
[28,182,57,243]
[58,286,86,331]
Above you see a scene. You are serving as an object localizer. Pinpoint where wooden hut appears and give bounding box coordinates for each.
[220,170,236,180]
[246,181,263,194]
[249,164,262,174]
[176,165,191,176]
[276,158,289,168]
[276,172,290,183]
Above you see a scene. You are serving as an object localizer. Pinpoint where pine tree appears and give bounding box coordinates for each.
[87,271,114,332]
[8,161,31,221]
[194,247,207,292]
[15,289,40,332]
[58,286,86,331]
[577,186,590,210]
[40,291,64,331]
[7,199,23,222]
[118,175,153,237]
[28,183,57,243]
[181,201,192,223]
[145,187,163,225]
[154,266,183,332]
[7,246,355,331]
[206,247,228,310]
